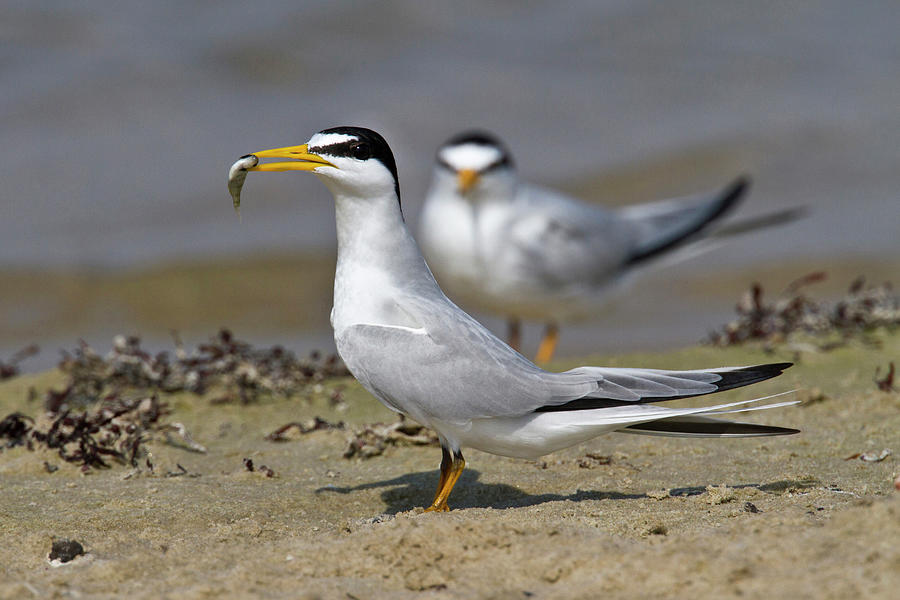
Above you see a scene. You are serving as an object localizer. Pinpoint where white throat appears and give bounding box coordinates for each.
[322,178,439,334]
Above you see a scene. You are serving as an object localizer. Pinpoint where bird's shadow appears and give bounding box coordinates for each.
[316,468,818,514]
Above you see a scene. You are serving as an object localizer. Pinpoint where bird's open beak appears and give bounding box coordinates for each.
[248,144,336,171]
[457,169,480,194]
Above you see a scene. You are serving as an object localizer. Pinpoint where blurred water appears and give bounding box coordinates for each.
[1,1,899,366]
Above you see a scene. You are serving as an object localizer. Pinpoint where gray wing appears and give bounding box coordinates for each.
[502,184,638,289]
[335,292,790,424]
[334,304,597,425]
[503,178,748,287]
[617,177,749,266]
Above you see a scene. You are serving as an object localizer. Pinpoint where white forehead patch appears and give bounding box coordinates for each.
[439,143,504,172]
[308,132,356,149]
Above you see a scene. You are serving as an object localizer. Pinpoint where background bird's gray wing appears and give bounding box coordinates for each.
[502,184,638,289]
[616,177,749,267]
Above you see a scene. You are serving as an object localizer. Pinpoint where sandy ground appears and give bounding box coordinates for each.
[1,337,898,599]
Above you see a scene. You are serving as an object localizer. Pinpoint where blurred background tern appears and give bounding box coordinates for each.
[419,131,802,362]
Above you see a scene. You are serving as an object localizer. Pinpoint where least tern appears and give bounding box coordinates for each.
[231,126,798,512]
[419,131,793,362]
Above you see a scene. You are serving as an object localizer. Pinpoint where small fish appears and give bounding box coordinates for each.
[228,154,259,216]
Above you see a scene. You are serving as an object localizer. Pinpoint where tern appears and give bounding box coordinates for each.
[419,131,799,362]
[230,126,798,512]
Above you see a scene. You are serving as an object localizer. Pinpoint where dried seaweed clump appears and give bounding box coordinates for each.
[708,274,900,348]
[0,395,169,471]
[0,344,39,380]
[265,417,346,442]
[875,362,896,392]
[343,418,439,459]
[54,329,349,407]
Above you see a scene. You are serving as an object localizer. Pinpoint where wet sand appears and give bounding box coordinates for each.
[1,337,898,599]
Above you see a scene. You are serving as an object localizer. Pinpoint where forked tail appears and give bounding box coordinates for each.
[621,391,800,437]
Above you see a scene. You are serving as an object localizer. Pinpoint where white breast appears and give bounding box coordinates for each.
[420,198,516,309]
[331,265,420,334]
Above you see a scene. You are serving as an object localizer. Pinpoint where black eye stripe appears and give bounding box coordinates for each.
[310,140,362,157]
[312,140,370,160]
[485,155,512,172]
[351,142,371,159]
[312,126,402,208]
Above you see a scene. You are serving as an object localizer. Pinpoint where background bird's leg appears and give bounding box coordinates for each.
[425,450,465,512]
[507,318,522,352]
[534,322,559,363]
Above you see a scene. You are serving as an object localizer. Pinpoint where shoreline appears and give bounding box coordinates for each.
[3,253,899,375]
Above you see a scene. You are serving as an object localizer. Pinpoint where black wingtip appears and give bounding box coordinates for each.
[535,362,793,413]
[741,361,793,373]
[728,174,752,198]
[624,175,751,267]
[710,362,792,394]
[705,175,752,223]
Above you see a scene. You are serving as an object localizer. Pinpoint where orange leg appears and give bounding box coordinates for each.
[431,446,452,505]
[534,323,559,363]
[507,318,522,352]
[425,449,465,512]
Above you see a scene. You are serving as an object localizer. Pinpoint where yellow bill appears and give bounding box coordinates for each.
[228,145,337,215]
[457,168,480,194]
[249,144,336,172]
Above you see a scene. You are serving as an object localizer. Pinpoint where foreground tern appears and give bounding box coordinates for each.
[230,126,798,512]
[419,131,798,362]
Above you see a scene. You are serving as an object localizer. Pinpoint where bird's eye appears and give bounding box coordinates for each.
[351,142,371,160]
